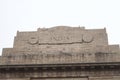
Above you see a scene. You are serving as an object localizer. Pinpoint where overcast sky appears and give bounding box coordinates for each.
[0,0,120,55]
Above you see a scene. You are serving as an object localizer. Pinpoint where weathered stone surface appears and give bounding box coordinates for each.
[13,26,108,47]
[0,26,119,65]
[0,26,120,80]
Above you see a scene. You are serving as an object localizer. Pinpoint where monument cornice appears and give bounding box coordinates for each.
[0,62,120,70]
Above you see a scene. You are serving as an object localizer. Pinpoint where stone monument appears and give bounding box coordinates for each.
[0,26,120,80]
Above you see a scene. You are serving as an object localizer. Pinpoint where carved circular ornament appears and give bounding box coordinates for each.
[82,33,93,43]
[28,36,38,45]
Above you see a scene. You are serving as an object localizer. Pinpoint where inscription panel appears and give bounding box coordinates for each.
[38,32,93,44]
[38,27,84,44]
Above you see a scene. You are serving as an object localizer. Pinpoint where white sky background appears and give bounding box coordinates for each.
[0,0,120,55]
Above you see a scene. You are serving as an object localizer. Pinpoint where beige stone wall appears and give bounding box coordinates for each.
[89,76,120,80]
[0,78,29,80]
[13,27,108,48]
[32,78,88,80]
[0,26,120,65]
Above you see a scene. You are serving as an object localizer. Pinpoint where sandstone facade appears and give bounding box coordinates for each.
[0,26,120,80]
